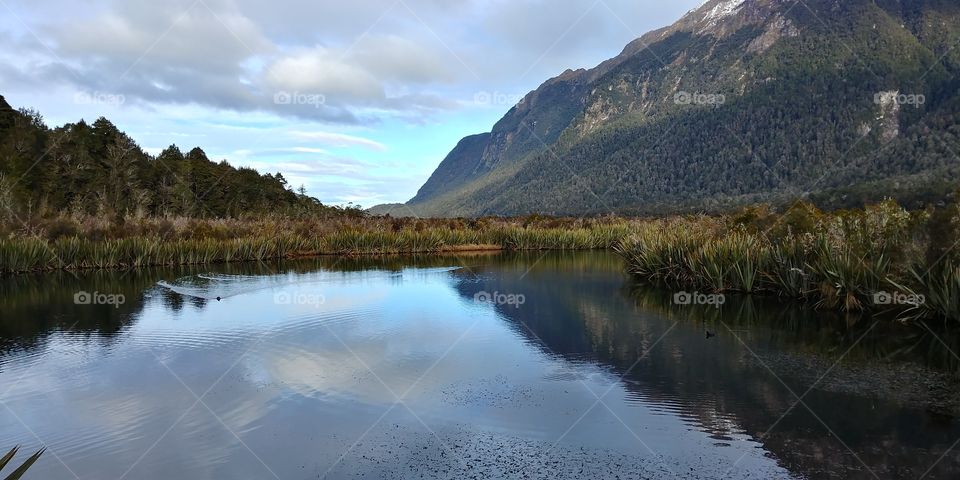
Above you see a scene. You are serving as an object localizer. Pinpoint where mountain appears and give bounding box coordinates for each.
[395,0,960,217]
[0,100,334,218]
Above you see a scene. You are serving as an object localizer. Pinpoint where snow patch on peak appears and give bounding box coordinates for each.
[703,0,747,21]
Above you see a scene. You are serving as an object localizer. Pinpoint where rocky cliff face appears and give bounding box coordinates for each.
[399,0,960,217]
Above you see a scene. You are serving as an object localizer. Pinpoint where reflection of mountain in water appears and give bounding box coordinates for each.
[456,251,960,479]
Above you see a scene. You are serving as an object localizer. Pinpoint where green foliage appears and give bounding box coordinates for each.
[0,216,638,274]
[767,238,815,298]
[810,240,889,312]
[617,199,960,322]
[893,264,960,323]
[0,104,343,219]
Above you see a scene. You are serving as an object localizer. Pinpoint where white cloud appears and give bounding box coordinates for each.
[266,47,384,101]
[287,147,330,154]
[351,34,459,84]
[289,131,387,152]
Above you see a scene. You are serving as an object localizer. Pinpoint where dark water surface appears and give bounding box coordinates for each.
[1,251,959,479]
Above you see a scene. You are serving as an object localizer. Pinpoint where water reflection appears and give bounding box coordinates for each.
[0,252,958,479]
[457,252,960,479]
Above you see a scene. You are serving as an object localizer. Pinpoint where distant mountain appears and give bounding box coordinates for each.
[366,203,409,216]
[395,0,960,217]
[0,98,331,218]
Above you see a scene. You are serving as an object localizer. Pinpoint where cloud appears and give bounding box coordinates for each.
[289,131,387,152]
[265,47,384,101]
[2,0,699,126]
[228,147,331,157]
[287,147,330,155]
[6,0,463,124]
[56,1,273,73]
[351,34,459,84]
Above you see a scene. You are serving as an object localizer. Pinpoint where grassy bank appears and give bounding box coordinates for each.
[4,200,958,323]
[615,200,960,323]
[0,215,634,274]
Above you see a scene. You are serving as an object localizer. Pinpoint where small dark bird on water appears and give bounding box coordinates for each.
[705,330,716,339]
[216,296,222,301]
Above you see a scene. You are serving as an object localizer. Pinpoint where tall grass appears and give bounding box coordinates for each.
[1,446,44,480]
[893,265,960,323]
[616,200,960,323]
[0,218,638,274]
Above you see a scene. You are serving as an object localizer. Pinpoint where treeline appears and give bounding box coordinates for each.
[0,95,354,221]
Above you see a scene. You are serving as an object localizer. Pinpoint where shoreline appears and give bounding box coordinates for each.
[0,236,612,275]
[3,199,958,325]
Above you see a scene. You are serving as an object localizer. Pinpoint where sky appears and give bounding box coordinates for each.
[0,0,702,207]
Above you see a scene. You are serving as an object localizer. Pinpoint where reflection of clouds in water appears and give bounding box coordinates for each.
[258,351,380,401]
[252,310,491,404]
[157,268,461,301]
[0,347,248,474]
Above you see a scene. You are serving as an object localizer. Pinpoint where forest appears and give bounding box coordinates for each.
[0,95,351,222]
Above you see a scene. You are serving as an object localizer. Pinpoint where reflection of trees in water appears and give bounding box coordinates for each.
[620,288,960,478]
[625,283,960,374]
[0,252,532,362]
[0,259,330,359]
[463,252,960,479]
[0,270,146,355]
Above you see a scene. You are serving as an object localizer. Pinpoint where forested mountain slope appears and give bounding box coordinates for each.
[396,0,960,217]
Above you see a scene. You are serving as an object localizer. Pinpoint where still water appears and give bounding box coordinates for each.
[1,251,959,479]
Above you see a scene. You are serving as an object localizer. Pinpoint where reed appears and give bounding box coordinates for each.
[766,237,815,299]
[0,219,638,274]
[616,200,959,322]
[1,446,44,480]
[615,219,712,286]
[809,240,889,312]
[892,264,960,324]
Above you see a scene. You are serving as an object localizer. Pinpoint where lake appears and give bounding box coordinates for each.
[1,251,958,479]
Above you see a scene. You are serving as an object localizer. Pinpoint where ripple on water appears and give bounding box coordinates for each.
[321,425,795,479]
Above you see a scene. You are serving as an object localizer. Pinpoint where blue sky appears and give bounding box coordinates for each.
[0,0,701,207]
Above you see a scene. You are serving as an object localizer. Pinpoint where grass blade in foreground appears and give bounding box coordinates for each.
[1,447,43,480]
